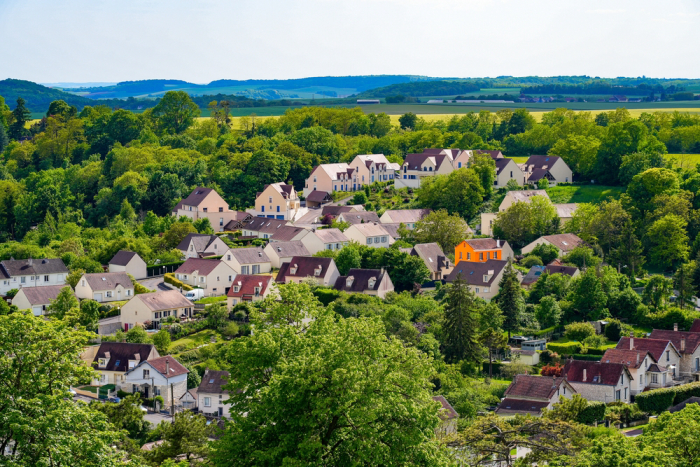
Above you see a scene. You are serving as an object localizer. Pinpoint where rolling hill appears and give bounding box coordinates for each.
[0,79,98,113]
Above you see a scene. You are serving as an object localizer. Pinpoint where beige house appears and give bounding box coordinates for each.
[616,336,682,381]
[177,233,229,259]
[173,259,236,296]
[344,223,393,248]
[227,275,274,309]
[300,228,349,254]
[404,243,452,281]
[172,187,250,232]
[123,356,188,407]
[521,233,586,257]
[333,268,394,299]
[347,154,400,186]
[601,347,658,395]
[264,241,311,268]
[269,225,310,243]
[445,259,509,301]
[563,360,632,404]
[75,272,134,303]
[120,290,194,331]
[493,158,526,188]
[12,285,74,316]
[379,209,432,230]
[81,342,159,388]
[250,182,303,221]
[108,250,147,279]
[395,149,461,189]
[198,369,231,418]
[521,155,573,186]
[222,248,272,275]
[303,163,353,197]
[496,375,576,417]
[275,256,340,286]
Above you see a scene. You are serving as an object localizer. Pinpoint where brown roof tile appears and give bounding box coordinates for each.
[616,337,678,362]
[174,258,223,276]
[504,374,573,399]
[134,290,194,312]
[563,360,630,386]
[198,369,230,394]
[334,269,390,293]
[276,257,336,282]
[93,342,158,372]
[227,274,272,299]
[649,329,700,355]
[496,398,550,415]
[140,356,188,377]
[445,259,507,286]
[463,238,509,251]
[83,272,133,292]
[601,349,655,369]
[109,250,140,266]
[541,234,586,253]
[16,285,72,306]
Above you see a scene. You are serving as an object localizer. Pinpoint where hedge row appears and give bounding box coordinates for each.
[569,354,602,361]
[164,273,193,291]
[635,381,700,414]
[547,343,607,356]
[578,401,606,424]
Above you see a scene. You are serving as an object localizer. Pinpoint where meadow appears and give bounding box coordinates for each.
[545,185,625,204]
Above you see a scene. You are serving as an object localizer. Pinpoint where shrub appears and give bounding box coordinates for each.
[521,255,543,268]
[539,349,560,364]
[547,342,582,355]
[634,382,700,414]
[531,243,560,265]
[164,273,193,291]
[564,322,596,342]
[313,287,341,306]
[605,403,647,425]
[129,274,153,294]
[582,334,607,349]
[540,363,563,376]
[499,362,533,379]
[604,319,624,341]
[579,401,606,424]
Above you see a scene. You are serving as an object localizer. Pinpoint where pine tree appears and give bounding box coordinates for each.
[442,275,482,364]
[0,123,8,153]
[497,261,524,339]
[9,97,31,140]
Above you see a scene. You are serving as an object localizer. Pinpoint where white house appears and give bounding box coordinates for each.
[344,223,393,248]
[0,258,69,296]
[120,290,195,331]
[222,248,272,275]
[176,233,229,259]
[123,356,189,408]
[173,259,236,296]
[300,228,349,255]
[108,250,148,279]
[12,285,74,316]
[264,241,311,269]
[197,369,231,418]
[563,360,632,404]
[81,342,159,388]
[74,272,134,303]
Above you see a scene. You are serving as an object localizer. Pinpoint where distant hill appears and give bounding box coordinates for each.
[0,79,98,112]
[355,80,483,98]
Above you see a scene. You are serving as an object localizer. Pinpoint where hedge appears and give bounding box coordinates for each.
[547,343,581,355]
[482,362,505,375]
[313,288,341,306]
[569,354,602,361]
[578,401,605,424]
[635,381,700,414]
[164,273,193,291]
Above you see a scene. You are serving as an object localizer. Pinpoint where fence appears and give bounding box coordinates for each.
[147,262,185,278]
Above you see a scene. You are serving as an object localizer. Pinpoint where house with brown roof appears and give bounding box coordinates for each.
[433,395,459,437]
[276,257,340,286]
[454,238,514,263]
[601,345,659,395]
[344,223,394,248]
[334,268,394,299]
[649,325,700,377]
[75,272,134,303]
[264,241,311,268]
[521,155,573,186]
[176,233,229,259]
[480,190,578,236]
[521,233,586,257]
[11,285,74,316]
[172,187,251,232]
[407,243,453,280]
[0,258,69,296]
[300,228,350,254]
[304,190,332,208]
[120,290,195,331]
[80,342,159,388]
[173,258,236,296]
[337,211,381,226]
[198,369,231,418]
[395,149,461,189]
[222,248,272,275]
[108,250,147,279]
[123,356,189,407]
[240,217,290,239]
[562,360,632,403]
[348,154,399,186]
[227,275,273,308]
[493,157,526,188]
[616,336,682,381]
[444,259,509,301]
[379,209,432,230]
[222,211,254,231]
[269,225,310,243]
[475,149,504,159]
[496,375,576,417]
[251,182,303,221]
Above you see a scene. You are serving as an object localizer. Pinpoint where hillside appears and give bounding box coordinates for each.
[0,79,97,112]
[355,80,485,97]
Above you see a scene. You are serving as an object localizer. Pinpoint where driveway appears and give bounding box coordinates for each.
[144,411,173,425]
[138,277,172,292]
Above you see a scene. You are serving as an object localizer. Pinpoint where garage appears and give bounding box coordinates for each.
[93,293,103,302]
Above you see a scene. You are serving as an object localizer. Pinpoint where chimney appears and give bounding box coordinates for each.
[630,333,634,350]
[582,368,587,382]
[681,337,686,352]
[27,258,33,266]
[674,323,678,332]
[636,353,639,366]
[496,239,500,248]
[166,357,170,376]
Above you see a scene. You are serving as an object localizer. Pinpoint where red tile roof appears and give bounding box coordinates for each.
[648,330,700,355]
[227,274,272,299]
[563,360,630,386]
[463,238,509,250]
[143,356,189,377]
[601,349,655,369]
[690,319,700,333]
[432,395,458,420]
[504,375,573,399]
[616,337,678,362]
[496,398,550,415]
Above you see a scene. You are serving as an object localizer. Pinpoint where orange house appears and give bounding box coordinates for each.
[455,238,513,263]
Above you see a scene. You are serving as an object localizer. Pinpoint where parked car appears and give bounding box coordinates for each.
[108,396,121,403]
[184,289,205,301]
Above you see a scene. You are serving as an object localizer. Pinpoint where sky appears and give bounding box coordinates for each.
[1,0,699,83]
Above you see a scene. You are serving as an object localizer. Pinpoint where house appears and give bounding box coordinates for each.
[304,190,333,208]
[337,211,381,226]
[379,209,432,230]
[180,389,198,410]
[276,256,340,286]
[334,268,395,298]
[241,217,289,239]
[521,264,580,288]
[616,336,682,380]
[601,346,660,395]
[173,259,236,296]
[520,266,546,288]
[176,233,229,259]
[562,360,632,403]
[480,190,577,236]
[81,342,159,387]
[300,228,350,254]
[303,163,354,197]
[544,264,580,279]
[521,233,586,257]
[120,290,195,331]
[555,203,579,224]
[12,285,75,316]
[454,238,513,263]
[264,241,311,268]
[222,248,272,275]
[75,272,134,303]
[394,149,461,189]
[496,375,576,417]
[511,349,540,366]
[433,395,459,437]
[251,182,302,221]
[348,154,400,186]
[198,369,231,418]
[475,149,504,159]
[344,223,394,248]
[444,259,509,301]
[123,356,189,408]
[649,325,700,378]
[269,225,310,243]
[222,211,254,231]
[108,250,147,279]
[493,158,526,188]
[521,155,573,186]
[407,243,452,280]
[380,223,403,241]
[227,275,273,308]
[0,258,69,296]
[172,186,251,232]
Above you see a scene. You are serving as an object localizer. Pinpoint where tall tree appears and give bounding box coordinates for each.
[152,91,200,134]
[479,328,507,378]
[413,209,472,253]
[442,275,482,364]
[9,97,31,140]
[497,262,524,338]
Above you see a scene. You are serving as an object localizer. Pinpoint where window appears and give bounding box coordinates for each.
[277,206,280,212]
[82,279,86,287]
[563,386,566,395]
[467,253,471,260]
[615,390,621,401]
[484,287,490,293]
[44,275,49,282]
[200,277,205,283]
[183,275,188,280]
[326,244,332,250]
[652,373,658,384]
[479,253,484,261]
[203,207,208,212]
[254,287,261,296]
[143,369,150,379]
[268,197,272,203]
[458,162,462,168]
[228,275,232,281]
[219,207,224,212]
[475,287,480,293]
[227,254,231,261]
[252,265,260,274]
[241,266,250,274]
[381,236,387,243]
[487,252,491,260]
[621,374,624,384]
[366,238,372,245]
[220,218,224,226]
[106,291,112,298]
[510,171,513,178]
[129,361,136,369]
[155,312,161,319]
[21,277,26,284]
[666,350,670,361]
[459,252,462,260]
[98,358,107,368]
[216,276,220,282]
[261,206,265,212]
[127,290,132,296]
[204,397,211,407]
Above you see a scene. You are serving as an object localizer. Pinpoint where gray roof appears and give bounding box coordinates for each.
[266,241,310,258]
[338,211,380,225]
[176,233,219,252]
[380,223,402,239]
[381,209,432,224]
[554,203,578,218]
[334,268,390,292]
[244,217,288,234]
[82,272,133,292]
[109,250,140,266]
[134,290,194,312]
[174,258,224,276]
[198,369,230,394]
[313,228,349,244]
[348,222,391,237]
[16,285,73,306]
[0,258,68,279]
[411,243,448,273]
[270,225,307,242]
[445,259,508,286]
[521,266,546,286]
[228,247,270,264]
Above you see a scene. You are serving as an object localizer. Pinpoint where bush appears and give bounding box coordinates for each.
[313,287,341,306]
[547,342,582,355]
[605,403,647,425]
[521,255,543,268]
[564,322,596,342]
[540,363,563,376]
[499,362,533,379]
[164,273,193,291]
[579,401,606,424]
[539,349,560,364]
[531,243,560,265]
[582,334,607,349]
[129,274,153,294]
[636,381,700,414]
[604,319,624,341]
[569,354,602,361]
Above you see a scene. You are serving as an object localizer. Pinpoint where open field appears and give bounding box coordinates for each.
[546,185,625,204]
[665,153,700,168]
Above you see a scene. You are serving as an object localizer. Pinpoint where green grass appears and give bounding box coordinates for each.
[545,185,625,204]
[78,385,98,394]
[169,329,224,352]
[552,336,617,349]
[194,296,227,305]
[507,156,528,164]
[665,154,700,168]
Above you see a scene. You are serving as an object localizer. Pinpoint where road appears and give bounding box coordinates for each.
[138,277,171,292]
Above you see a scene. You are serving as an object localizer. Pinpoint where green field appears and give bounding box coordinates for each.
[665,154,700,168]
[168,329,223,352]
[545,185,625,204]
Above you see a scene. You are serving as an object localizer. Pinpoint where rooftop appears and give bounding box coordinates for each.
[109,250,140,266]
[82,272,133,292]
[174,258,223,276]
[227,274,272,298]
[334,268,389,293]
[276,256,335,282]
[445,259,507,286]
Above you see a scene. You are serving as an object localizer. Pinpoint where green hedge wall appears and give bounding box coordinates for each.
[635,381,700,414]
[578,401,605,424]
[164,273,193,291]
[547,343,582,355]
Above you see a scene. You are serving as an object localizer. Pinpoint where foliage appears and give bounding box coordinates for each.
[164,273,193,291]
[562,246,601,269]
[564,322,597,342]
[496,262,524,338]
[493,195,558,248]
[499,362,533,379]
[522,255,543,268]
[148,411,211,464]
[531,242,561,264]
[642,274,673,310]
[442,276,482,365]
[152,329,172,354]
[412,209,471,253]
[535,295,562,328]
[416,168,484,220]
[547,342,583,355]
[635,381,700,414]
[125,324,150,343]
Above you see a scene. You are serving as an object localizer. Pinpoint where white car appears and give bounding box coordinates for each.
[184,289,205,301]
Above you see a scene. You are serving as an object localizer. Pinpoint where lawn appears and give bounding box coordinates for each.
[665,153,700,168]
[168,329,224,352]
[194,296,227,305]
[551,336,618,349]
[77,385,98,394]
[545,185,625,204]
[507,156,528,164]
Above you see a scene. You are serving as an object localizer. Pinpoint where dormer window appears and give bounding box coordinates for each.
[346,276,354,287]
[290,264,298,275]
[98,358,107,368]
[314,266,322,277]
[128,360,137,369]
[234,286,239,292]
[368,277,377,289]
[483,275,489,282]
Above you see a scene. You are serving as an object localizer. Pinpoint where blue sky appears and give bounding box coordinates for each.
[1,0,699,83]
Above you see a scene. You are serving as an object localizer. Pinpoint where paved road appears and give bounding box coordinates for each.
[138,277,171,292]
[144,411,173,425]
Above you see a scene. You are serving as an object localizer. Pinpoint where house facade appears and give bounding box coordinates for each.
[108,250,147,279]
[563,360,632,404]
[198,369,231,418]
[348,154,399,186]
[493,158,526,188]
[649,327,700,378]
[444,259,508,301]
[395,149,458,189]
[264,241,311,268]
[344,223,393,248]
[75,272,134,302]
[496,375,576,417]
[521,233,586,257]
[433,395,459,438]
[251,182,302,221]
[276,256,340,286]
[81,342,159,387]
[601,347,658,395]
[454,238,513,263]
[521,155,573,186]
[172,187,250,232]
[303,163,354,197]
[0,258,69,296]
[227,275,273,309]
[616,336,683,381]
[123,356,189,407]
[176,233,229,259]
[120,290,195,331]
[300,228,349,255]
[333,268,394,298]
[408,243,452,280]
[222,248,272,275]
[11,284,74,316]
[173,259,236,296]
